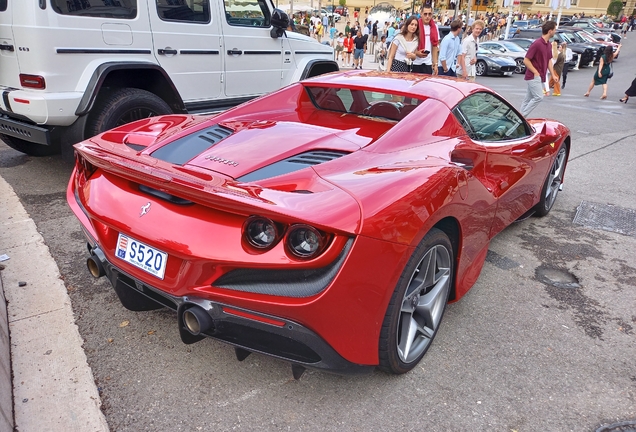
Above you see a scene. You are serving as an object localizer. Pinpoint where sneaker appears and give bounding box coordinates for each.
[553,93,561,96]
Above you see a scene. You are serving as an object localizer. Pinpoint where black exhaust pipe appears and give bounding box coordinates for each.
[182,306,214,336]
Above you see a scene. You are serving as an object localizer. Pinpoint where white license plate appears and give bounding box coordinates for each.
[115,234,168,279]
[504,72,513,76]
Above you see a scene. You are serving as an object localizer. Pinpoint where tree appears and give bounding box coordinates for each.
[606,0,622,18]
[339,0,346,6]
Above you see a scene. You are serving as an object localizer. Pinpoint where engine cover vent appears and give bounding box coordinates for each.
[151,124,233,166]
[238,150,349,182]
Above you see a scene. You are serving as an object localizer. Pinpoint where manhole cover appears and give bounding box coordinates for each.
[535,265,580,289]
[596,420,636,432]
[573,201,636,237]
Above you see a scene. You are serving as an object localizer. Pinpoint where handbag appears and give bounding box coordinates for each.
[607,63,614,79]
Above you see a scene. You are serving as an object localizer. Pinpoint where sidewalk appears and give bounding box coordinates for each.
[0,175,108,432]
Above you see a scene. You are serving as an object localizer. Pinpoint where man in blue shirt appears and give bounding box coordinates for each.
[437,20,462,77]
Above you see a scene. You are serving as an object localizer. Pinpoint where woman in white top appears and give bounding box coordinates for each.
[386,16,419,72]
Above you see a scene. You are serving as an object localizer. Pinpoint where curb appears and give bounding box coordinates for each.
[0,175,109,432]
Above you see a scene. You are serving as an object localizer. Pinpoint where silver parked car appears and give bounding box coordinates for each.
[479,41,528,74]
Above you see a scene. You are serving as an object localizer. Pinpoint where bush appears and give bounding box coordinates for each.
[606,0,623,18]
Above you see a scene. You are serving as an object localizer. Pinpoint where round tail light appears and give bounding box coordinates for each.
[245,217,277,249]
[286,225,324,258]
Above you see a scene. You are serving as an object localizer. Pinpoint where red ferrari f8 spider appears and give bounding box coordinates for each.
[67,71,570,376]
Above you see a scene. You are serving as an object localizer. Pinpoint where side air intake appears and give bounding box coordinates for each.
[238,150,349,182]
[151,124,233,165]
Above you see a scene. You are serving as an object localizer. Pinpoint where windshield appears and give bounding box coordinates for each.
[502,42,525,52]
[306,86,424,122]
[557,33,576,43]
[577,31,598,42]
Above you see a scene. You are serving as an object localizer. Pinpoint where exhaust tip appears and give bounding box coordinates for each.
[86,255,105,278]
[183,306,214,336]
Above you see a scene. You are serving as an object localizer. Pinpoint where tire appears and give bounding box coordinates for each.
[378,228,453,374]
[514,58,526,74]
[475,60,487,76]
[0,134,61,157]
[86,88,172,138]
[534,143,568,217]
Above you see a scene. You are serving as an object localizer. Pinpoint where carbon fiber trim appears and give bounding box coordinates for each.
[213,238,354,297]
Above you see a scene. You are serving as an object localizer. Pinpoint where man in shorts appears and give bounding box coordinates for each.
[353,29,368,69]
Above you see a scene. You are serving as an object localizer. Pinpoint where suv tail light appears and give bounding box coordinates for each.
[19,74,46,89]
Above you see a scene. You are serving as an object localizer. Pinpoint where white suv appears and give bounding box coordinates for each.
[0,0,336,156]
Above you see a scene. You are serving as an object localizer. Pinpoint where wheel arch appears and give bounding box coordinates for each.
[75,62,186,117]
[431,217,461,301]
[298,59,339,81]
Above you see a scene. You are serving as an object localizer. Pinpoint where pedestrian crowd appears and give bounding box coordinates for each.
[295,3,634,114]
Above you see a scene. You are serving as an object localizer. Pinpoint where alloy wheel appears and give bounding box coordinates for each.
[396,244,451,364]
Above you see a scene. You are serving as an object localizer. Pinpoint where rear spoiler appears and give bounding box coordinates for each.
[75,142,362,234]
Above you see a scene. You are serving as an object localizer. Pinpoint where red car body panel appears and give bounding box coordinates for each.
[67,71,570,368]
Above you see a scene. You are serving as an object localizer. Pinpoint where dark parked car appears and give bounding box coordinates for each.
[506,38,579,69]
[512,28,598,67]
[561,20,621,43]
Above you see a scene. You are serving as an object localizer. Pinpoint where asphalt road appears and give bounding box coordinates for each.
[1,38,635,432]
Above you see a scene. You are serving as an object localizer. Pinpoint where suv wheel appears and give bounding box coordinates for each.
[0,135,61,157]
[86,88,172,138]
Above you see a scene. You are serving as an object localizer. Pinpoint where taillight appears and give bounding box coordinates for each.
[286,225,326,259]
[243,216,280,250]
[19,74,46,89]
[75,152,97,183]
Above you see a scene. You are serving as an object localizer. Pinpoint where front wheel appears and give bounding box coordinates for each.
[475,60,487,76]
[534,143,568,217]
[378,228,453,374]
[86,88,172,138]
[514,58,526,74]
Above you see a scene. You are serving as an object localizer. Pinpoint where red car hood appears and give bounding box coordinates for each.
[182,120,364,179]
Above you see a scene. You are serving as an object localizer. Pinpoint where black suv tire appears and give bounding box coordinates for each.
[86,88,172,138]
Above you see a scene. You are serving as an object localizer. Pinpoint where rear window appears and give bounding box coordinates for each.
[0,0,6,12]
[306,86,424,122]
[51,0,137,19]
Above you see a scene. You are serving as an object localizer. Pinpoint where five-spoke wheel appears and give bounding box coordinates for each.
[535,143,568,216]
[379,228,453,374]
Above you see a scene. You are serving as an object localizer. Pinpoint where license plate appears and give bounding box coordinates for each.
[115,234,168,279]
[504,72,513,76]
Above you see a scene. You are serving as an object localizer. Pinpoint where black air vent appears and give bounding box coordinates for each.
[287,150,349,165]
[238,150,349,183]
[151,124,233,165]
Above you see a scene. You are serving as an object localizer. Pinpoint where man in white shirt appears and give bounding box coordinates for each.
[457,20,484,81]
[412,4,440,74]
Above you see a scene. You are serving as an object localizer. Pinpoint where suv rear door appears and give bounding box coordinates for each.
[149,0,222,103]
[0,0,21,99]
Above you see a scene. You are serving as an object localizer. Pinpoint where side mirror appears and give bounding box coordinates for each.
[270,8,289,39]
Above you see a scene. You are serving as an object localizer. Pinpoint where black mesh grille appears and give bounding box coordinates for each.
[238,150,349,182]
[213,238,354,297]
[151,124,233,165]
[287,150,349,165]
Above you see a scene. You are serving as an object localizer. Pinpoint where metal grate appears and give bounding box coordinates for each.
[572,201,636,237]
[287,150,349,166]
